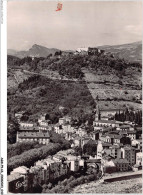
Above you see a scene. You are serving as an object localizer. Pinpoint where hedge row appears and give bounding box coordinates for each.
[8,143,63,174]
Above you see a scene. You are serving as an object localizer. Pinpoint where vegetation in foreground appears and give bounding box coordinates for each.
[42,172,98,193]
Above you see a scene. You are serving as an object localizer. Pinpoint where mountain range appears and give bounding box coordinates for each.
[8,41,142,63]
[98,41,142,63]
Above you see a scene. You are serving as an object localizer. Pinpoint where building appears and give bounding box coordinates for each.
[113,158,129,172]
[88,47,100,55]
[97,140,103,159]
[117,125,134,131]
[124,146,136,166]
[7,173,25,193]
[131,139,140,148]
[136,152,142,166]
[15,111,25,120]
[38,113,47,123]
[19,125,39,132]
[19,122,34,128]
[127,131,136,140]
[59,118,66,125]
[100,133,122,145]
[17,132,50,145]
[93,120,120,128]
[76,47,88,53]
[38,119,51,127]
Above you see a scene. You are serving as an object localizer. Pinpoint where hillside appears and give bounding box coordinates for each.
[8,44,60,58]
[7,41,142,116]
[98,41,142,63]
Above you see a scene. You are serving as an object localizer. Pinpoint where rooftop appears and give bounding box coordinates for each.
[104,133,122,139]
[100,109,125,112]
[7,173,23,182]
[94,120,117,124]
[113,158,129,164]
[119,125,132,129]
[18,131,50,138]
[19,126,39,131]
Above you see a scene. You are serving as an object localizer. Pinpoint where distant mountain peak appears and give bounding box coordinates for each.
[8,44,60,58]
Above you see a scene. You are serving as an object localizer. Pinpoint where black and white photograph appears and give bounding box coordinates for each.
[5,0,143,194]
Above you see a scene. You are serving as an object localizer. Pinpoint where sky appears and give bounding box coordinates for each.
[7,1,142,51]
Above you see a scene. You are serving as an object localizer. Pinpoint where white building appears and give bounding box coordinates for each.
[136,152,142,166]
[76,47,88,53]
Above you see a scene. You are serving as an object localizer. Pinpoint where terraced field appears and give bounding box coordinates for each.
[83,68,142,110]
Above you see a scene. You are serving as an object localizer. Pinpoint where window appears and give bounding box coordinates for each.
[121,151,123,159]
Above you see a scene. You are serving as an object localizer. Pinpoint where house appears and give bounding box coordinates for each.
[59,118,66,125]
[17,132,50,145]
[15,111,25,119]
[136,152,142,166]
[99,109,124,118]
[113,158,129,172]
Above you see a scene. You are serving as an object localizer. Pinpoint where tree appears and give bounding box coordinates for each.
[120,137,131,145]
[7,118,19,144]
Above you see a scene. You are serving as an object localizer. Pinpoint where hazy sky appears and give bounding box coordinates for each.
[8,1,142,51]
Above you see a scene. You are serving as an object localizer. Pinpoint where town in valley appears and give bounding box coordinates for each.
[7,1,142,194]
[7,46,142,193]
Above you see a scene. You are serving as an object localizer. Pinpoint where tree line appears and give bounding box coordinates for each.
[114,109,142,125]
